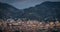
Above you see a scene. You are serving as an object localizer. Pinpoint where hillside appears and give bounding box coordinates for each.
[0,2,24,20]
[0,1,60,21]
[23,1,60,21]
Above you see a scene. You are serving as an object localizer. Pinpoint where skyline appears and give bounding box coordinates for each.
[0,0,60,9]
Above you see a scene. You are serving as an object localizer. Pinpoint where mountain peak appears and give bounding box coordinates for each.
[0,1,60,21]
[23,1,60,21]
[36,1,60,7]
[0,2,24,20]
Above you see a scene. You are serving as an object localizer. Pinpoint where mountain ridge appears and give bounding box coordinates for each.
[0,1,60,21]
[0,2,24,20]
[23,1,60,21]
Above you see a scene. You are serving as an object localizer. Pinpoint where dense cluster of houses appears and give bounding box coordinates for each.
[0,19,60,32]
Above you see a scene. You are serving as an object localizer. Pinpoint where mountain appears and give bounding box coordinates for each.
[23,1,60,21]
[0,2,24,20]
[0,1,60,21]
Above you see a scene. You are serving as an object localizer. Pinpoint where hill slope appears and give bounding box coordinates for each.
[0,1,60,21]
[23,1,60,21]
[0,2,24,20]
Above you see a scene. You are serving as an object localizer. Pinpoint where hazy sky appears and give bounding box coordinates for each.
[0,0,60,9]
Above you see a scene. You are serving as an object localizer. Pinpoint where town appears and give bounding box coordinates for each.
[0,19,60,32]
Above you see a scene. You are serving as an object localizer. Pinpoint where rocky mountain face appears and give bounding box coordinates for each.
[0,1,60,21]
